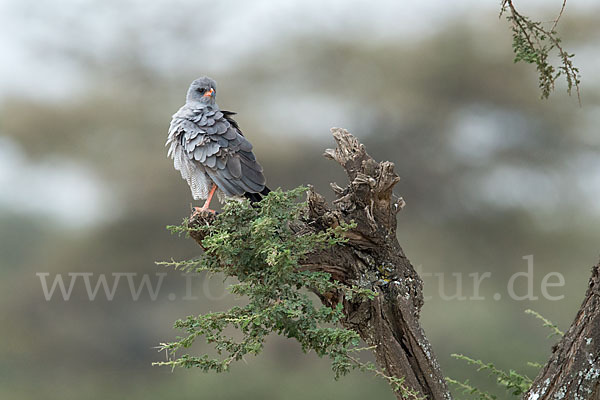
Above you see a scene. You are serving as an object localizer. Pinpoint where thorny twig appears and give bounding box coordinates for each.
[500,0,581,104]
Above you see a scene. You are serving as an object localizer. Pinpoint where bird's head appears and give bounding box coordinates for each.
[186,76,217,106]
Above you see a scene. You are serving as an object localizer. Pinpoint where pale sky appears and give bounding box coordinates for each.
[1,0,597,99]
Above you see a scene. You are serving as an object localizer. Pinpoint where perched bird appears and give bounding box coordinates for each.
[166,77,270,213]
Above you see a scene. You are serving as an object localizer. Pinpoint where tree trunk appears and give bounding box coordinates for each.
[524,264,600,400]
[190,128,452,399]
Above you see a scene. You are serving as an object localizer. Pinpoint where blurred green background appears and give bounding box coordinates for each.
[1,0,600,398]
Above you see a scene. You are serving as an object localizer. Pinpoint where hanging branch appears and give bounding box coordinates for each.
[500,0,581,103]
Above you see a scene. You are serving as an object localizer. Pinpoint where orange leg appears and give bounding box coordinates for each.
[193,184,217,215]
[202,184,217,209]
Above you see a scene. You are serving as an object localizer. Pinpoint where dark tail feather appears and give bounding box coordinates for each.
[244,186,271,204]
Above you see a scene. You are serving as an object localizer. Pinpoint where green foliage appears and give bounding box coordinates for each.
[155,187,357,374]
[448,309,564,398]
[446,377,497,400]
[525,309,564,338]
[339,347,424,400]
[449,354,532,397]
[155,187,422,397]
[500,0,581,102]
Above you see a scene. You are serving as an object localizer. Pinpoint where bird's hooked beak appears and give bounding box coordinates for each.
[203,88,215,98]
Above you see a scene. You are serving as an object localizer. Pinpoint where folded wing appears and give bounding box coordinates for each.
[170,108,267,198]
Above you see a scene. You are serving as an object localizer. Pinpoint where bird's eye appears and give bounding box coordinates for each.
[198,88,206,94]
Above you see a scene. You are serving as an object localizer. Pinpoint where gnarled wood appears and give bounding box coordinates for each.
[189,128,451,399]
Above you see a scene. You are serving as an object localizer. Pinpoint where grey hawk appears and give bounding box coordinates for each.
[166,76,270,212]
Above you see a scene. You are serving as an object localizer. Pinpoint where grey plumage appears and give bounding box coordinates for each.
[166,76,268,202]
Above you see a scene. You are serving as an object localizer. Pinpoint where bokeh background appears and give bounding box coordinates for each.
[2,0,600,398]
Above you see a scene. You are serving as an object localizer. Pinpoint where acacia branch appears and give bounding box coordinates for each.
[500,0,581,102]
[551,0,567,32]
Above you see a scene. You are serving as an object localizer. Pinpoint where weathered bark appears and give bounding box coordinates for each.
[189,128,451,399]
[524,264,600,400]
